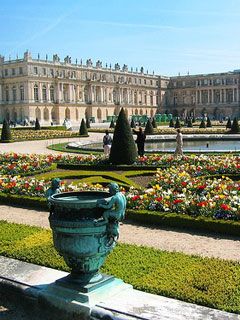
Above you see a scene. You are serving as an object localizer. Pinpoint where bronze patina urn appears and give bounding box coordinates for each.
[48,184,126,288]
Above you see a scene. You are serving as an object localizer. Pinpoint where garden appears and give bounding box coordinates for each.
[0,110,240,314]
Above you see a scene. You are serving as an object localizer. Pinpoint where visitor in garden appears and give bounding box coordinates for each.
[133,127,146,156]
[103,130,112,157]
[174,129,183,157]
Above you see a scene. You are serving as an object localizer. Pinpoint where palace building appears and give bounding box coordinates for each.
[0,51,169,125]
[0,51,239,125]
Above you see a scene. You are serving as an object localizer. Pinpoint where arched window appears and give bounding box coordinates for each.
[106,109,108,118]
[50,85,54,102]
[140,109,143,115]
[43,107,49,121]
[134,91,138,105]
[76,108,79,121]
[42,85,47,101]
[34,84,39,101]
[97,108,102,120]
[35,107,41,120]
[20,86,24,101]
[135,108,138,115]
[150,91,153,106]
[65,107,70,120]
[12,86,17,102]
[5,87,9,102]
[125,108,128,118]
[51,107,57,122]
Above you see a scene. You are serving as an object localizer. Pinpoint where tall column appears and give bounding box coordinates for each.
[199,90,202,104]
[224,89,226,103]
[207,90,210,104]
[195,91,198,105]
[212,89,214,104]
[0,84,2,103]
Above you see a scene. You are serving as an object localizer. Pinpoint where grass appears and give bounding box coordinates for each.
[1,220,240,314]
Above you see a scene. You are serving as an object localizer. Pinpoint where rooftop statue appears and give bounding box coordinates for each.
[64,55,71,64]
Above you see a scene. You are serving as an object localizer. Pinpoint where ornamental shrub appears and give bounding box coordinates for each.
[1,119,12,142]
[109,108,137,165]
[144,118,154,135]
[109,119,115,129]
[199,119,206,128]
[35,118,41,130]
[79,118,88,135]
[169,119,174,127]
[231,117,240,133]
[226,118,232,129]
[174,117,181,128]
[86,117,91,129]
[206,117,212,127]
[151,117,157,129]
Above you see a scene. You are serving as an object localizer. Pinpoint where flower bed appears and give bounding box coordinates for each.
[0,153,239,221]
[3,129,79,141]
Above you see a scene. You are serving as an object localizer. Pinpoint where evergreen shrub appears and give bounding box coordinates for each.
[1,119,12,142]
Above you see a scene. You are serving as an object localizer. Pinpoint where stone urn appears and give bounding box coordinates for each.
[48,191,117,287]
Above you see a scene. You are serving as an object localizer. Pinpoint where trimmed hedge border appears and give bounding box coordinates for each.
[126,209,240,236]
[56,163,159,171]
[1,192,240,236]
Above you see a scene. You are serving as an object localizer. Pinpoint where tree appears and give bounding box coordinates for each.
[86,117,91,129]
[206,117,212,127]
[230,117,240,133]
[109,108,137,165]
[174,117,181,128]
[1,119,12,142]
[130,118,136,128]
[109,119,115,129]
[144,118,154,135]
[35,118,41,130]
[226,118,232,129]
[169,119,174,128]
[199,119,206,128]
[79,118,88,135]
[151,117,157,129]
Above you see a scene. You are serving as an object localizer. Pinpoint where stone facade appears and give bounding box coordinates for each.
[0,51,168,125]
[1,51,239,125]
[165,72,240,119]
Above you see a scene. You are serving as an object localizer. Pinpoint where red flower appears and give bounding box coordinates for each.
[198,184,206,190]
[132,195,140,201]
[156,196,163,202]
[181,182,187,187]
[220,203,231,211]
[173,199,183,204]
[197,201,208,207]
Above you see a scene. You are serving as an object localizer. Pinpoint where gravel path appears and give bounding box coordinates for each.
[1,204,240,261]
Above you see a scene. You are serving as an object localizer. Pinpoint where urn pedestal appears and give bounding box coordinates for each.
[48,191,116,289]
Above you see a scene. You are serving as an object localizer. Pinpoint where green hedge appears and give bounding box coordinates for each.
[1,191,240,236]
[1,221,240,313]
[56,163,159,171]
[126,209,240,236]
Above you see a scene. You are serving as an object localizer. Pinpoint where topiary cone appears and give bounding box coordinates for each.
[35,118,41,130]
[79,118,88,135]
[109,108,137,165]
[144,118,154,135]
[1,119,12,142]
[231,117,240,133]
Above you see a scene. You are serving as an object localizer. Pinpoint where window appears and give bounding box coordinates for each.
[42,85,47,101]
[182,81,185,86]
[34,84,39,101]
[5,87,9,101]
[50,85,54,102]
[139,79,141,84]
[12,87,17,101]
[12,68,15,76]
[150,80,153,85]
[5,69,8,76]
[19,67,23,75]
[20,86,24,101]
[50,69,54,76]
[34,67,38,75]
[43,68,46,75]
[144,79,146,85]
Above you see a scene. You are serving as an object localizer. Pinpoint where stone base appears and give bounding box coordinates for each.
[0,257,239,320]
[55,273,115,293]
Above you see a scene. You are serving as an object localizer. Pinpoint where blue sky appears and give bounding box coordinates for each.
[1,0,240,76]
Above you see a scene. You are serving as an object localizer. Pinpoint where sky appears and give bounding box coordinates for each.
[1,0,240,76]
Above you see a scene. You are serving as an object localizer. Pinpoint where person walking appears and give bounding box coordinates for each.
[133,127,146,157]
[174,129,183,157]
[103,130,112,157]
